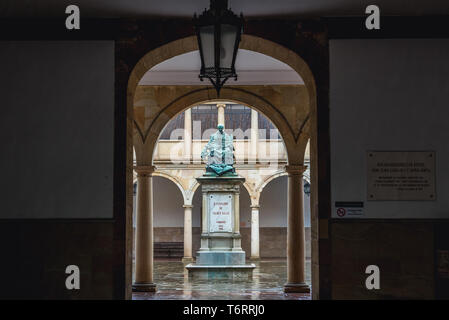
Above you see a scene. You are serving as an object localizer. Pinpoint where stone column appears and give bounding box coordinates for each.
[182,204,194,263]
[199,188,209,251]
[284,165,310,293]
[132,166,157,292]
[184,108,192,163]
[217,103,226,127]
[250,205,260,260]
[232,190,242,251]
[250,109,258,163]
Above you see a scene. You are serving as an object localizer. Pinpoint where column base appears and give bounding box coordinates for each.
[249,256,260,261]
[182,257,194,264]
[284,282,310,293]
[132,282,157,292]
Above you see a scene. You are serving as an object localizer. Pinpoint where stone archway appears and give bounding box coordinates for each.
[129,35,315,164]
[152,171,188,204]
[143,91,297,162]
[128,35,317,296]
[255,170,289,205]
[127,35,317,128]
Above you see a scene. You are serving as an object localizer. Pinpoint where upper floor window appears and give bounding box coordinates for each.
[159,111,184,140]
[258,113,280,139]
[225,104,251,139]
[159,103,281,140]
[192,105,218,140]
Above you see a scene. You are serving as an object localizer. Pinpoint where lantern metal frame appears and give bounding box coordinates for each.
[193,0,244,96]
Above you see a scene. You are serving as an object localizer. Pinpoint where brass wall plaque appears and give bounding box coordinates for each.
[367,151,436,201]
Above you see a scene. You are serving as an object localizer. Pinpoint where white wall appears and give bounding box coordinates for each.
[330,39,449,219]
[0,41,114,218]
[144,175,311,228]
[239,186,252,228]
[260,176,287,227]
[153,176,184,227]
[259,176,311,227]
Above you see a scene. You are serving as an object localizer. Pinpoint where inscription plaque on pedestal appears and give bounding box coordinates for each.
[209,193,233,233]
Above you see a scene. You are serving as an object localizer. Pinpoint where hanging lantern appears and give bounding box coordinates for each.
[194,0,243,96]
[304,181,311,196]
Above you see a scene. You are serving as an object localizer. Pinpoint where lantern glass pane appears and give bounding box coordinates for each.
[199,25,215,69]
[219,24,238,69]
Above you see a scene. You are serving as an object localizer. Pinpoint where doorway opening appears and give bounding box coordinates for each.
[128,35,317,299]
[132,101,312,299]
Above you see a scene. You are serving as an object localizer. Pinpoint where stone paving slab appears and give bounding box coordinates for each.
[133,260,311,300]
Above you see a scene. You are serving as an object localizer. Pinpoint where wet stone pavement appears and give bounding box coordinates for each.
[133,259,311,300]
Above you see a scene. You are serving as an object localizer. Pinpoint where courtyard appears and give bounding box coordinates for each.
[133,259,311,300]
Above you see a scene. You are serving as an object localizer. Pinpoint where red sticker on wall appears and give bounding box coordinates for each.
[336,208,346,217]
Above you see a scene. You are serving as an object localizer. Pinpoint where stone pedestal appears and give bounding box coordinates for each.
[186,176,255,280]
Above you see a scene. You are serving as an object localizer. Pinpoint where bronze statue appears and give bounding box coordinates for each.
[201,124,236,176]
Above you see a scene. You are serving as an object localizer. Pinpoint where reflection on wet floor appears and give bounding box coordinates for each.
[133,259,311,300]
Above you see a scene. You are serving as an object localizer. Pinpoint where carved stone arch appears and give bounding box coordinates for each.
[257,170,309,203]
[144,90,295,164]
[133,130,144,165]
[127,33,319,298]
[241,181,258,207]
[252,170,288,209]
[257,170,288,194]
[185,179,201,206]
[128,34,316,166]
[151,171,187,204]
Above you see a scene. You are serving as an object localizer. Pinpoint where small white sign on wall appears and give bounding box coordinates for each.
[367,151,436,201]
[335,202,364,218]
[209,193,233,233]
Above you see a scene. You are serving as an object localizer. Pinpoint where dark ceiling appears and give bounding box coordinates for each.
[1,0,449,19]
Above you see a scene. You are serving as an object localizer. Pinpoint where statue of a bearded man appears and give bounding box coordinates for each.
[201,124,236,176]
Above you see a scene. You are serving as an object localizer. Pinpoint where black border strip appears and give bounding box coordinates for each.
[325,16,449,39]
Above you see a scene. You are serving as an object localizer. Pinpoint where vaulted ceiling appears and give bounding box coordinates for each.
[139,49,304,86]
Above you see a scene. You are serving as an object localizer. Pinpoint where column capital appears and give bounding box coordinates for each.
[134,165,155,177]
[285,164,307,175]
[183,204,193,209]
[250,204,260,209]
